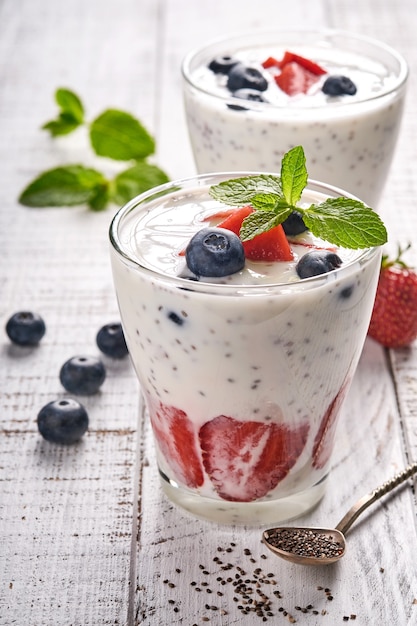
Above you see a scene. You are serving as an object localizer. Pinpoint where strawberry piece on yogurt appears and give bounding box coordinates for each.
[199,415,309,502]
[216,206,294,261]
[275,62,321,96]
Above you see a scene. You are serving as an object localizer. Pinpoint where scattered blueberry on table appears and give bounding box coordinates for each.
[96,322,129,359]
[5,311,46,346]
[60,355,106,395]
[37,398,89,444]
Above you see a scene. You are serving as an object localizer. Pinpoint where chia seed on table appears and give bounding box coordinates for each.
[264,528,344,559]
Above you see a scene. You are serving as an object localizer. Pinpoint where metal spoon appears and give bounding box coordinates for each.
[262,461,417,566]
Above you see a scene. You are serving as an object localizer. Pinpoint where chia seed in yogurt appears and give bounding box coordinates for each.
[109,173,381,525]
[182,30,408,207]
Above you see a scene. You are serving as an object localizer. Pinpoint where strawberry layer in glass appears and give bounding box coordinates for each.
[109,173,381,525]
[182,30,407,208]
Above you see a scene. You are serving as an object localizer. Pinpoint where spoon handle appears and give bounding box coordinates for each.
[335,461,417,535]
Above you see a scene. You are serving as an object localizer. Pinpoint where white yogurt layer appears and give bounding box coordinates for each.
[110,178,381,522]
[182,31,408,207]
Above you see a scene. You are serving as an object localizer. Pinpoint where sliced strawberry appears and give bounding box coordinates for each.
[147,397,204,488]
[275,62,320,96]
[199,416,309,502]
[217,205,293,262]
[277,50,326,75]
[312,380,350,470]
[215,205,254,231]
[262,55,281,69]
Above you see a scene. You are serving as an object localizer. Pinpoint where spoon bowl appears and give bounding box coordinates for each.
[262,527,345,565]
[262,461,417,565]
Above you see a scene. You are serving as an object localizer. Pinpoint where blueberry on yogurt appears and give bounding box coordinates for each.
[37,398,88,445]
[227,64,268,92]
[208,55,240,74]
[185,227,245,277]
[282,211,308,236]
[296,250,343,279]
[322,75,357,96]
[6,311,46,346]
[60,355,106,395]
[228,88,269,111]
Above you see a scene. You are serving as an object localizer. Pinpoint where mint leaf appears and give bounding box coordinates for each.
[42,113,81,137]
[240,209,291,242]
[42,88,84,136]
[300,198,388,249]
[88,183,111,211]
[55,88,84,123]
[18,165,107,207]
[281,145,307,206]
[209,174,282,206]
[90,109,155,161]
[112,162,169,205]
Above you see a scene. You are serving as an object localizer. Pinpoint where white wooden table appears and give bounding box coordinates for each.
[1,1,417,624]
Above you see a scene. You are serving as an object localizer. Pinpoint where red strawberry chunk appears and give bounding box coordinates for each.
[312,380,350,470]
[277,50,326,75]
[217,206,293,262]
[199,415,309,502]
[147,397,204,488]
[275,62,320,96]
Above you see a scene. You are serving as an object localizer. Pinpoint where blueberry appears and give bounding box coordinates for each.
[60,355,106,395]
[208,55,240,74]
[37,398,88,445]
[233,88,268,102]
[282,212,308,236]
[168,311,185,326]
[96,322,128,359]
[227,88,269,111]
[185,227,245,277]
[227,64,268,92]
[5,311,46,346]
[322,75,357,96]
[296,250,343,279]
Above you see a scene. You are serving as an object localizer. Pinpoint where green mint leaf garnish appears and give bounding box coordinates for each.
[302,198,388,248]
[42,88,84,136]
[209,145,387,249]
[90,109,155,161]
[18,165,107,207]
[112,162,169,205]
[209,174,282,206]
[281,145,308,206]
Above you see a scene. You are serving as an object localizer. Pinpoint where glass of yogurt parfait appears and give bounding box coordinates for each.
[109,153,384,526]
[182,29,408,208]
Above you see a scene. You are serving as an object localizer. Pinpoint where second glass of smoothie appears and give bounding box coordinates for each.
[109,172,382,525]
[182,30,408,208]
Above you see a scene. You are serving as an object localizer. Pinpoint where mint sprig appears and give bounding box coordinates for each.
[19,88,169,211]
[209,145,387,249]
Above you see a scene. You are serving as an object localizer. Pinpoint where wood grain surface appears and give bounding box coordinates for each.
[1,1,416,625]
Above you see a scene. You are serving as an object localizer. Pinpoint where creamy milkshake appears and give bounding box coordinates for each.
[182,30,408,207]
[109,166,382,525]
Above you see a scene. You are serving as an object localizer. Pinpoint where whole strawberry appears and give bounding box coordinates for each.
[368,245,417,348]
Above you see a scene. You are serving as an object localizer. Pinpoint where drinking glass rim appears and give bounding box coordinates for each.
[109,171,381,297]
[181,28,409,109]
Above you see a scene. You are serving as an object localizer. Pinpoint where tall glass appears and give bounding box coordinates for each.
[109,173,381,525]
[182,30,408,208]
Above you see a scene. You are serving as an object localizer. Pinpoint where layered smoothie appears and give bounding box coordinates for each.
[110,171,382,525]
[182,30,408,207]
